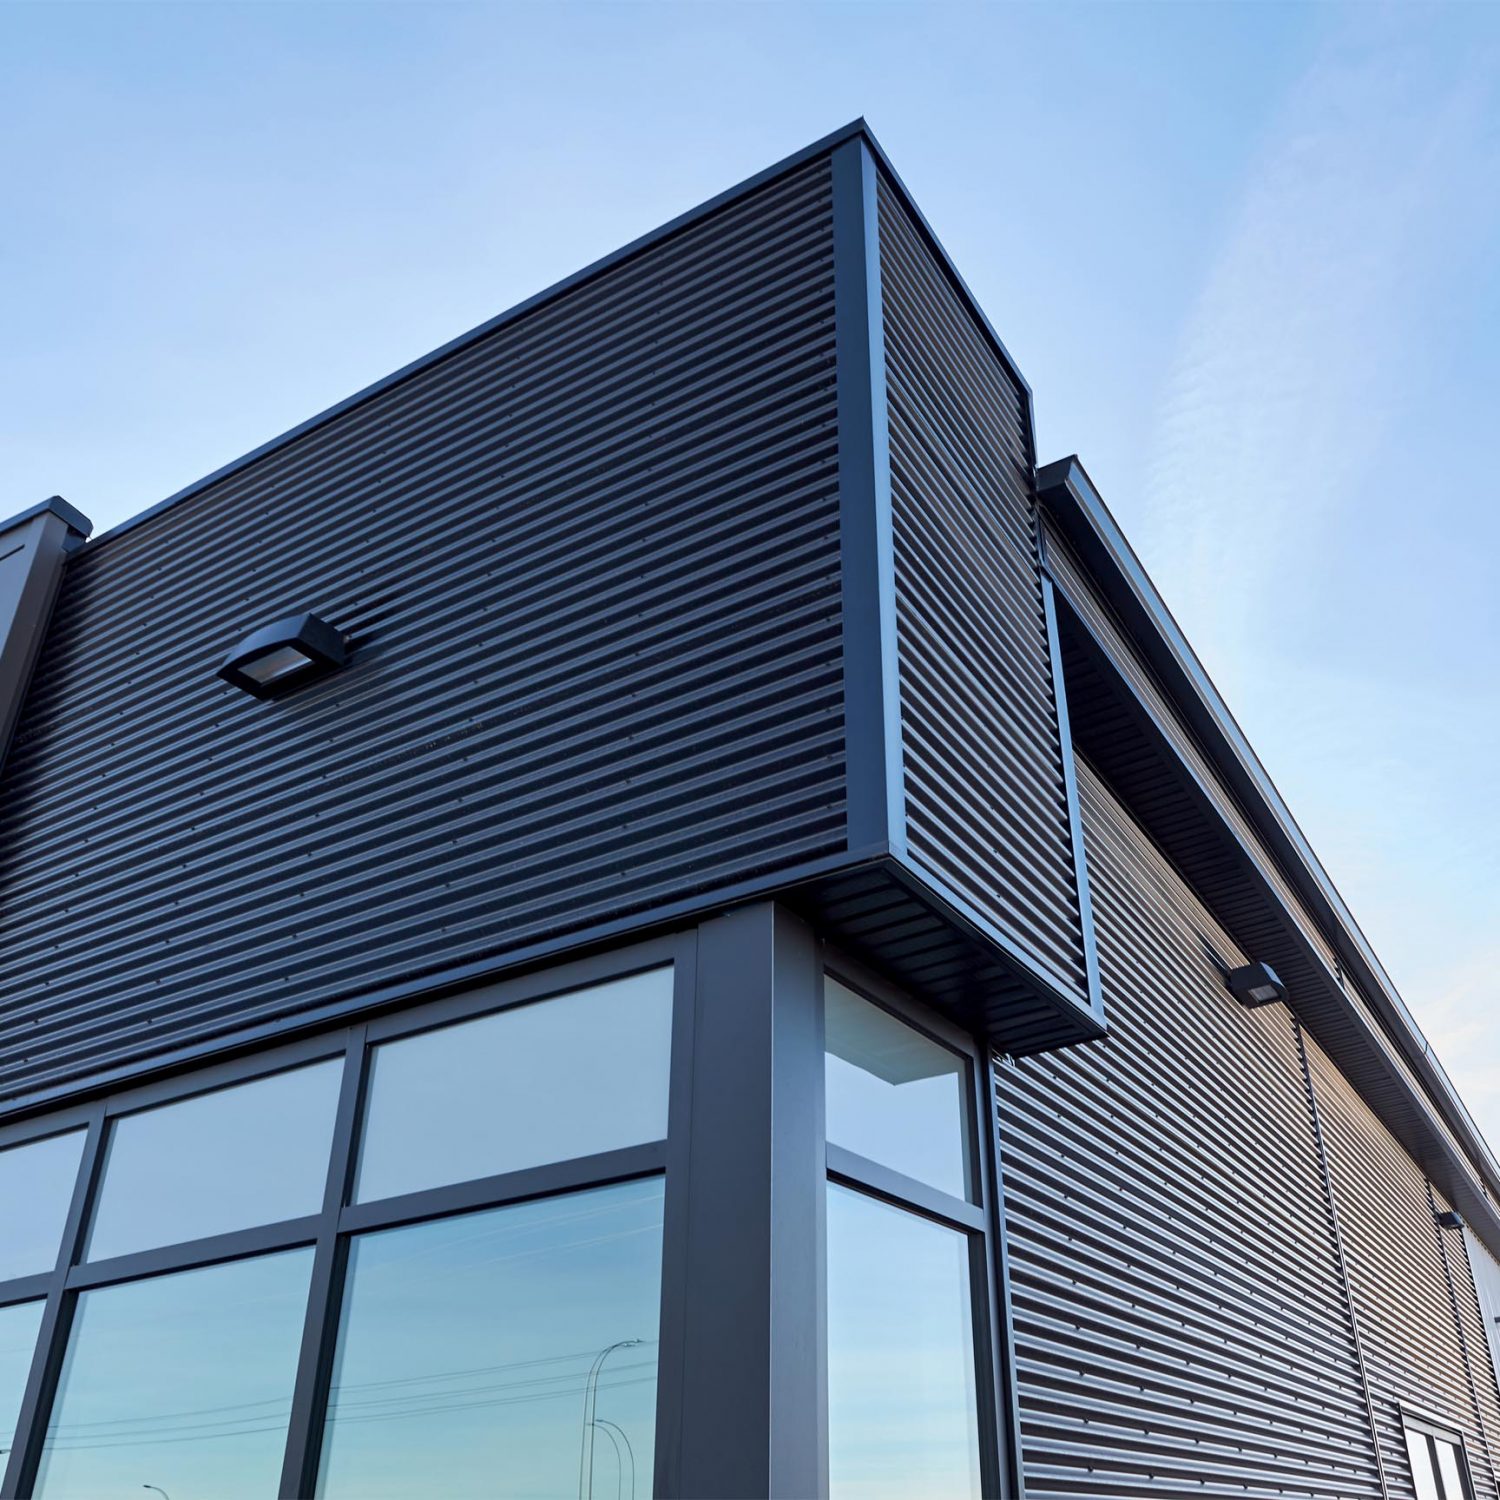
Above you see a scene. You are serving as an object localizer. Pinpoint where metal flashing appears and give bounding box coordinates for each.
[1036,454,1500,1207]
[84,120,1034,556]
[0,497,95,783]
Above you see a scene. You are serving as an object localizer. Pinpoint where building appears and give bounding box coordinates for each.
[0,119,1495,1500]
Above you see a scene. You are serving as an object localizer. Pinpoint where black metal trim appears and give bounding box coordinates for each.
[65,1217,321,1292]
[338,1145,668,1237]
[651,932,700,1500]
[825,1145,985,1234]
[980,1054,1028,1499]
[1,1105,106,1500]
[279,1026,367,1500]
[831,134,903,862]
[1040,575,1104,1029]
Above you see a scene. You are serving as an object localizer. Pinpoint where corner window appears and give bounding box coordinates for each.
[1405,1418,1475,1500]
[824,977,974,1202]
[823,971,990,1499]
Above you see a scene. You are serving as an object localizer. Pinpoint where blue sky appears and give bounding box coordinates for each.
[2,2,1496,1140]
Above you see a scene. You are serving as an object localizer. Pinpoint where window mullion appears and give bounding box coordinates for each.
[278,1026,368,1500]
[1,1104,107,1500]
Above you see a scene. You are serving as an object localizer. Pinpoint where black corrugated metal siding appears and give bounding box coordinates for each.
[0,160,846,1103]
[1307,1037,1500,1497]
[1044,517,1500,1233]
[877,174,1090,1009]
[1000,761,1386,1498]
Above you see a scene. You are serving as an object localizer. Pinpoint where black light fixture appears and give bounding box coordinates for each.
[219,612,350,698]
[1227,961,1287,1008]
[1436,1209,1465,1230]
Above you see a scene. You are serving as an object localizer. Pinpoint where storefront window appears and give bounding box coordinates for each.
[33,1250,313,1499]
[318,1178,663,1499]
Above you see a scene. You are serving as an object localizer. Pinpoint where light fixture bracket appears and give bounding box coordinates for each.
[219,612,350,699]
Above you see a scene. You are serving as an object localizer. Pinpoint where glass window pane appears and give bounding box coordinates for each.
[318,1177,663,1499]
[1436,1438,1471,1500]
[0,1132,85,1281]
[355,968,672,1204]
[825,978,972,1201]
[828,1182,981,1500]
[1407,1429,1442,1500]
[33,1249,314,1500]
[0,1300,45,1452]
[85,1060,342,1261]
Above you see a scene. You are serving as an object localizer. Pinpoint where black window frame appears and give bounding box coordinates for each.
[822,945,1021,1498]
[1403,1411,1478,1500]
[0,932,692,1500]
[0,909,1023,1499]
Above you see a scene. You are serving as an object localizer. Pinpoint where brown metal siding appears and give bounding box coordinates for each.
[877,174,1089,1007]
[0,159,845,1105]
[1000,761,1385,1497]
[1307,1037,1500,1497]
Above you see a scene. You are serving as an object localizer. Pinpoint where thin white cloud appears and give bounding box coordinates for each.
[1138,12,1500,1143]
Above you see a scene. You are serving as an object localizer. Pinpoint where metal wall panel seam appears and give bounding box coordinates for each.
[1000,762,1389,1497]
[830,136,905,860]
[1427,1177,1500,1488]
[1296,1017,1396,1500]
[1049,564,1500,1248]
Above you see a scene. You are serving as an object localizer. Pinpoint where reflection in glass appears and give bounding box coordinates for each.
[1406,1429,1442,1500]
[86,1061,341,1261]
[0,1132,85,1282]
[0,1300,44,1452]
[318,1178,664,1499]
[1435,1439,1470,1500]
[355,969,672,1203]
[32,1249,313,1500]
[825,978,973,1201]
[827,1183,981,1500]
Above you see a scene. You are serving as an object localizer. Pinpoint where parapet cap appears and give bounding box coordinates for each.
[0,496,93,542]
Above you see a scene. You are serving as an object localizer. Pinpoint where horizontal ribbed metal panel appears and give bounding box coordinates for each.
[1000,761,1386,1498]
[1044,518,1498,1229]
[0,160,846,1104]
[877,174,1090,1009]
[1307,1036,1500,1497]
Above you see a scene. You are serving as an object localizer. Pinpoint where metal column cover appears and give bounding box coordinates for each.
[671,903,826,1499]
[998,762,1385,1497]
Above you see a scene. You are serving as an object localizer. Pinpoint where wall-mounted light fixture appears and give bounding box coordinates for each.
[1227,961,1287,1008]
[218,612,350,699]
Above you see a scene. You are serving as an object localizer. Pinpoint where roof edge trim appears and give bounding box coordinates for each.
[1036,453,1500,1196]
[85,119,1033,554]
[1,496,93,541]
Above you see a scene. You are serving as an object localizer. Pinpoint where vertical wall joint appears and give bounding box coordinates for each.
[830,137,903,860]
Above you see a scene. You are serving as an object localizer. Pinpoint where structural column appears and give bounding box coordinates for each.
[666,902,827,1499]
